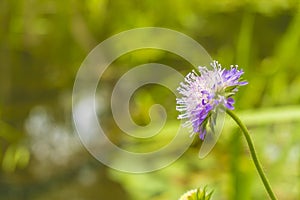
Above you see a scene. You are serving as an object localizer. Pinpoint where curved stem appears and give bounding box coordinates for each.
[226,109,278,200]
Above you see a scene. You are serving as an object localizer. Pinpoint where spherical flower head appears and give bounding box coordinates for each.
[176,60,247,139]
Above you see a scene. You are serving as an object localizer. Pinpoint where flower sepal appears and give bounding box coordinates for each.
[178,187,213,200]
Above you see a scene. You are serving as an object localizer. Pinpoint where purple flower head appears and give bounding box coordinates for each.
[176,60,247,139]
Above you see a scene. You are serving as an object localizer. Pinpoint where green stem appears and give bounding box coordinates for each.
[226,109,278,200]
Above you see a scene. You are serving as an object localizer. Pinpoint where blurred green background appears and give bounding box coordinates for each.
[1,0,300,199]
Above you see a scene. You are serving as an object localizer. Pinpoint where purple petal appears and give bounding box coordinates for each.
[239,81,248,85]
[227,97,234,104]
[199,128,206,140]
[225,98,235,110]
[201,90,209,95]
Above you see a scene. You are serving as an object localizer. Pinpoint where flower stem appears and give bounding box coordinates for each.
[226,109,278,200]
